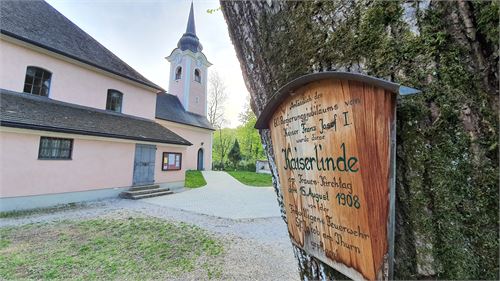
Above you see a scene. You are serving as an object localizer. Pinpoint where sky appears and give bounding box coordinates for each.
[46,0,248,128]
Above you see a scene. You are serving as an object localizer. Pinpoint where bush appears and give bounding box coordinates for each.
[228,139,242,169]
[215,160,257,172]
[212,162,224,171]
[237,160,256,172]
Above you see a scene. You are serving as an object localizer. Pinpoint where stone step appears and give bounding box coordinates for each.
[129,190,174,200]
[128,184,160,191]
[122,187,171,197]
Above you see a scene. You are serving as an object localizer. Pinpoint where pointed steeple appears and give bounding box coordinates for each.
[185,2,196,35]
[177,2,203,52]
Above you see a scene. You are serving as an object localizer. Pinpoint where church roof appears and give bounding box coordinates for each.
[177,2,203,52]
[156,92,214,131]
[0,0,163,91]
[0,89,191,145]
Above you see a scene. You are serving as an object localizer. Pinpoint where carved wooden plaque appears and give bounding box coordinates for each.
[268,78,396,280]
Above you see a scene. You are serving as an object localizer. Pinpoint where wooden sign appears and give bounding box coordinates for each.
[255,72,420,280]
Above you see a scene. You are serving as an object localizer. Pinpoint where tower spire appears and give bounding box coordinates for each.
[177,2,202,52]
[185,2,196,35]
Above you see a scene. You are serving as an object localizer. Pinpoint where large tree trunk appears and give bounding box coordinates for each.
[220,0,499,279]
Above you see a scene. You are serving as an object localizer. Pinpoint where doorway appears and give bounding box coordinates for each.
[197,148,204,170]
[133,144,156,185]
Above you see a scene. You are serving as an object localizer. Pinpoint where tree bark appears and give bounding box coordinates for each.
[221,0,498,279]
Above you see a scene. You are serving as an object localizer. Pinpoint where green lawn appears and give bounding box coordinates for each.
[184,170,207,188]
[0,216,223,280]
[227,171,273,187]
[0,203,82,219]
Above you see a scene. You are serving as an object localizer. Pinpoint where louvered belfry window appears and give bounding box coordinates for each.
[194,69,201,83]
[106,89,123,112]
[23,66,51,97]
[175,67,182,80]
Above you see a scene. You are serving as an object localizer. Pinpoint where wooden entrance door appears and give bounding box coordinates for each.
[133,144,156,186]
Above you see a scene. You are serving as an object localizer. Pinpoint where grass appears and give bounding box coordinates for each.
[184,170,207,188]
[0,216,223,280]
[227,171,273,187]
[0,203,84,219]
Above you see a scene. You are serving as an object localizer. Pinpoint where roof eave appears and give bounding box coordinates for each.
[155,116,215,131]
[0,31,164,92]
[0,121,192,146]
[165,48,212,66]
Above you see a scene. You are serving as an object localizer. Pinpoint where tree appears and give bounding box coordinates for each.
[207,70,229,169]
[212,128,233,170]
[237,99,265,161]
[238,97,254,124]
[227,139,242,169]
[207,70,227,128]
[221,1,498,280]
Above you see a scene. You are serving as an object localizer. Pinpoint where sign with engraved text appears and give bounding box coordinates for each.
[255,72,420,281]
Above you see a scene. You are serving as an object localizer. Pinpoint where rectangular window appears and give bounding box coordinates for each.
[162,152,182,171]
[38,137,73,160]
[23,66,51,97]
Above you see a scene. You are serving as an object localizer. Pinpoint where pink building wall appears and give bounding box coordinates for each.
[187,62,207,116]
[0,37,212,204]
[155,145,186,184]
[168,61,185,108]
[0,39,158,120]
[156,120,213,170]
[0,130,188,198]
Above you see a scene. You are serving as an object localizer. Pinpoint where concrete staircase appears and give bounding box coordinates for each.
[119,185,174,200]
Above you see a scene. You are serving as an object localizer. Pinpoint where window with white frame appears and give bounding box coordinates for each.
[23,66,52,97]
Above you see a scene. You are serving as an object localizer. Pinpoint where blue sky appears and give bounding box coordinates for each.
[46,0,248,128]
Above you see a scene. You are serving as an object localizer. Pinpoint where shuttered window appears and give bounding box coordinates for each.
[38,137,73,160]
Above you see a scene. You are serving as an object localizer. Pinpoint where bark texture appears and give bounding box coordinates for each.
[220,0,499,279]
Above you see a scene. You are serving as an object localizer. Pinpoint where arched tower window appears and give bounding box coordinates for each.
[24,66,52,97]
[175,67,182,80]
[194,69,201,83]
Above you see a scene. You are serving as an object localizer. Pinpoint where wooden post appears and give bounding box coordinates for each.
[256,72,420,280]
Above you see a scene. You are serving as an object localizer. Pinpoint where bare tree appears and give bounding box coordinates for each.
[207,70,230,169]
[237,96,253,124]
[207,70,228,129]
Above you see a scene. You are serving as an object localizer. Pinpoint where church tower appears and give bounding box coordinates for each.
[166,2,211,116]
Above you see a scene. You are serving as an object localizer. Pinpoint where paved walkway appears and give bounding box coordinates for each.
[142,171,282,219]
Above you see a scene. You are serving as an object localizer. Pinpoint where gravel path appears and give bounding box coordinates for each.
[142,171,282,219]
[1,199,299,280]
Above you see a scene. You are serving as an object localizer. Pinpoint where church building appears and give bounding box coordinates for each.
[0,0,214,211]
